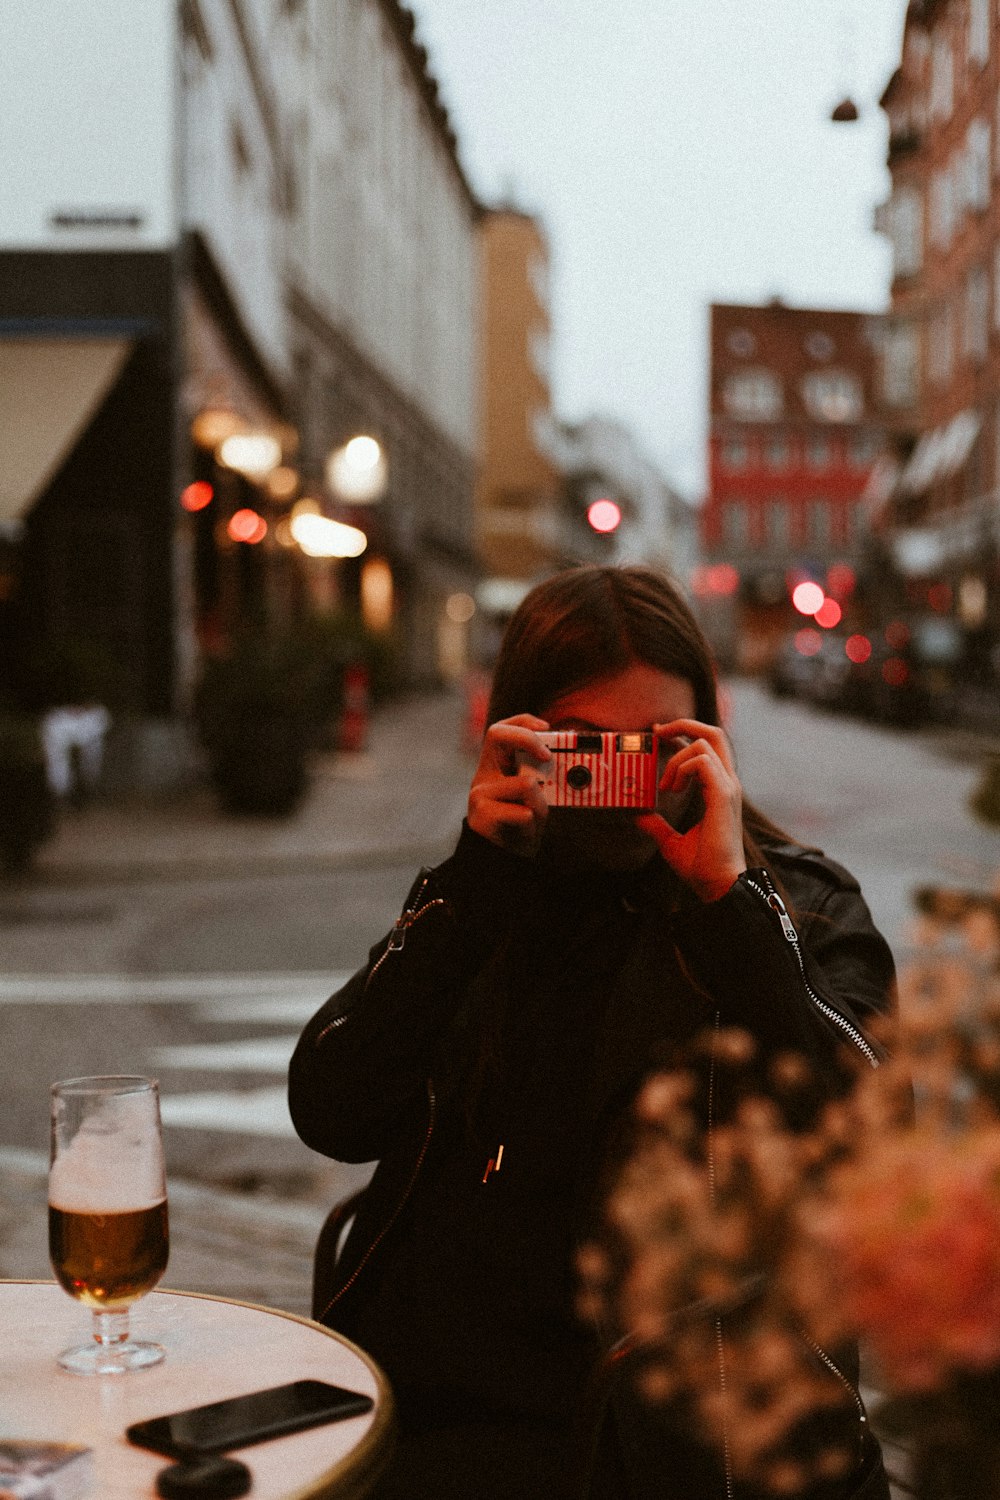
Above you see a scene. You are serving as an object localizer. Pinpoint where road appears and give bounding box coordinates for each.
[1,680,998,1207]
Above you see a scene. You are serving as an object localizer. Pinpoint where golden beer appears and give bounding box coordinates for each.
[48,1200,169,1312]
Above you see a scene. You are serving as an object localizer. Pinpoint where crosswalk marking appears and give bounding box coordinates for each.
[151,1038,299,1073]
[160,1087,296,1138]
[0,972,348,1007]
[2,972,354,1140]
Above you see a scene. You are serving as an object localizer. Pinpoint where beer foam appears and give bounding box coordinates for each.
[50,1094,166,1213]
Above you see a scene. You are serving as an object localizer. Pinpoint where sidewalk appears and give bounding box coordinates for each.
[28,688,474,887]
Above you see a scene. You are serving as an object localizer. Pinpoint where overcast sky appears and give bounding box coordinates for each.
[410,0,908,501]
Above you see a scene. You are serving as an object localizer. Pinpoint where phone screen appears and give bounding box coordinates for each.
[126,1379,374,1458]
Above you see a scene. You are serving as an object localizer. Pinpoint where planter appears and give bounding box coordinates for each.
[207,714,310,817]
[0,716,57,874]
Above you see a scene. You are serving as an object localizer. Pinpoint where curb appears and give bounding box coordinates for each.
[14,837,458,891]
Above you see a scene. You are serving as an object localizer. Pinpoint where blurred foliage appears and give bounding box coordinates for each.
[970,758,1000,828]
[0,713,56,874]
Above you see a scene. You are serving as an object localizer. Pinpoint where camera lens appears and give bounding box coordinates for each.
[566,764,592,791]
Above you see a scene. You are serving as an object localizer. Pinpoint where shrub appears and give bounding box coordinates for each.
[0,714,56,874]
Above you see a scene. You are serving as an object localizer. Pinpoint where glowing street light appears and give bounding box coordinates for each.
[217,432,282,478]
[290,508,368,559]
[326,435,388,504]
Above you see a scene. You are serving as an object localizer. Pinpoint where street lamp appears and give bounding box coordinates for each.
[325,435,388,504]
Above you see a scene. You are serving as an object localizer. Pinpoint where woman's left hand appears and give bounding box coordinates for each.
[635,719,747,903]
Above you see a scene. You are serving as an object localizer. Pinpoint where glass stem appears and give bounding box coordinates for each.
[92,1310,129,1347]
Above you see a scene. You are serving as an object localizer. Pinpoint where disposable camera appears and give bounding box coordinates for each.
[520,730,703,830]
[526,730,657,809]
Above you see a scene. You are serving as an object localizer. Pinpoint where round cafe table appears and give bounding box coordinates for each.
[0,1281,394,1499]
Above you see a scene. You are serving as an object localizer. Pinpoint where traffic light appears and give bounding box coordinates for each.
[587,498,622,533]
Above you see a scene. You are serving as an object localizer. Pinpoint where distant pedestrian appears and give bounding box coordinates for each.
[290,564,894,1499]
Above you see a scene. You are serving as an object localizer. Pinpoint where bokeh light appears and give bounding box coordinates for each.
[845,634,872,664]
[814,597,842,629]
[587,498,622,533]
[794,628,823,656]
[180,481,213,513]
[227,508,267,544]
[792,581,825,616]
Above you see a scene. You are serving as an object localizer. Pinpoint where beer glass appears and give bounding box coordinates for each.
[49,1076,169,1374]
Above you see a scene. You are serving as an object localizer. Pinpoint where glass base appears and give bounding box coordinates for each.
[57,1339,165,1375]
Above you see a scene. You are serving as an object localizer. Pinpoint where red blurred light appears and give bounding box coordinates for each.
[814,597,842,629]
[791,581,825,616]
[707,563,739,595]
[882,656,909,688]
[794,628,822,656]
[885,620,910,649]
[228,508,267,544]
[928,583,952,612]
[181,481,213,513]
[826,562,856,600]
[587,498,622,533]
[845,634,872,664]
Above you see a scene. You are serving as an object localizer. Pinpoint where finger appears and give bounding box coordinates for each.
[483,721,552,774]
[657,745,718,793]
[655,720,736,772]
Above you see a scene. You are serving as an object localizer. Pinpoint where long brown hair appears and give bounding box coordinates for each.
[487,564,796,865]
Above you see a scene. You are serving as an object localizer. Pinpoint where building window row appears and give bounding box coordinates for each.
[718,430,881,472]
[719,497,865,550]
[930,118,991,250]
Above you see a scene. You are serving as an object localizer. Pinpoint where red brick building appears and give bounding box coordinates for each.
[876,0,1000,658]
[701,301,889,669]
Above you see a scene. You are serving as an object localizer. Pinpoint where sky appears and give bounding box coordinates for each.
[410,0,909,502]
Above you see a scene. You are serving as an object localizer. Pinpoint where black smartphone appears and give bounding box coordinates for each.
[126,1378,374,1459]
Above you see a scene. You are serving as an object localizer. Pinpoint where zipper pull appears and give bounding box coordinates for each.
[482,1144,505,1183]
[387,912,412,952]
[767,890,798,942]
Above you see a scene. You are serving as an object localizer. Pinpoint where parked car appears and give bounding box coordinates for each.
[857,616,964,729]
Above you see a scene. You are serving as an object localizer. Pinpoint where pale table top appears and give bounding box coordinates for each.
[0,1281,394,1500]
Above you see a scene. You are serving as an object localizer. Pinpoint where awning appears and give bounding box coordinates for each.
[0,337,132,524]
[899,409,981,496]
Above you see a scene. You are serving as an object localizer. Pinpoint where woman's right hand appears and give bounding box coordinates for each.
[467,714,552,857]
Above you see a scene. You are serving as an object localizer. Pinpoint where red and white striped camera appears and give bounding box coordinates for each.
[526,731,659,810]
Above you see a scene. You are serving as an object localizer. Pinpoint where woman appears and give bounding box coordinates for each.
[289,565,894,1499]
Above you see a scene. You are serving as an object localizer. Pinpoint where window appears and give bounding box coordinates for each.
[929,303,956,386]
[930,33,954,120]
[722,501,750,548]
[766,500,791,547]
[965,264,990,362]
[891,186,924,277]
[808,501,832,547]
[931,166,956,247]
[766,435,790,469]
[722,369,783,421]
[721,436,749,470]
[727,329,757,357]
[806,436,832,470]
[802,370,864,423]
[882,321,919,408]
[849,431,882,469]
[970,0,990,65]
[966,119,992,212]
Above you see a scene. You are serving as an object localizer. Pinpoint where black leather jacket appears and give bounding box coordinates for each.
[289,824,895,1499]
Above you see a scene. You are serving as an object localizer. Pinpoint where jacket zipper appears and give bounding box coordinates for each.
[313,886,449,1045]
[743,873,880,1069]
[316,1078,437,1322]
